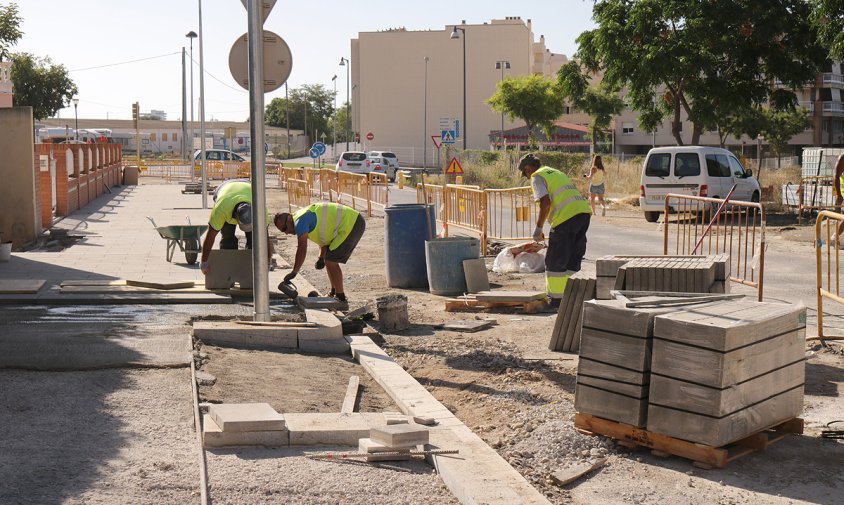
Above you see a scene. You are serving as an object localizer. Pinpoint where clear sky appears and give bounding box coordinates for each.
[13,0,595,121]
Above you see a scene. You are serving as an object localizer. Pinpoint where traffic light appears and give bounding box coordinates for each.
[131,102,139,129]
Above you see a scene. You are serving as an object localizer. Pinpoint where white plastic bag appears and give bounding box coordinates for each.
[516,251,546,273]
[492,248,519,273]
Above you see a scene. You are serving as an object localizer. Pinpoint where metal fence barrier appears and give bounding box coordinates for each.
[815,210,844,343]
[337,172,372,216]
[287,178,311,212]
[663,194,765,301]
[368,172,389,209]
[485,187,537,243]
[318,168,338,201]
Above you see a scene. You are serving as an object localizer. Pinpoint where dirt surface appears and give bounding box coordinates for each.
[197,346,398,413]
[0,369,197,505]
[266,187,844,505]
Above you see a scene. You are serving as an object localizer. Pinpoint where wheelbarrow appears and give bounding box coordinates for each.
[147,216,208,265]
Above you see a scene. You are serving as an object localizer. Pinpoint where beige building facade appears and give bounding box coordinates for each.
[351,18,568,165]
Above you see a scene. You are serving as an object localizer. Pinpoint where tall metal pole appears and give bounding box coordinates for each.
[181,47,188,160]
[424,56,428,169]
[187,31,197,180]
[450,26,467,149]
[198,0,208,208]
[340,57,350,152]
[332,75,337,157]
[73,100,79,142]
[285,82,290,158]
[246,0,270,322]
[495,61,509,149]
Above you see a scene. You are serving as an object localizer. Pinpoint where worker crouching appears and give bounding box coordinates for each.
[274,202,366,302]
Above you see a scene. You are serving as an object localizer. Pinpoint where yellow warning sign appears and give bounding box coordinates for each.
[444,157,464,175]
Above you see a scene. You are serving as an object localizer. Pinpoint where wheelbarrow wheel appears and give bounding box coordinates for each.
[184,239,199,265]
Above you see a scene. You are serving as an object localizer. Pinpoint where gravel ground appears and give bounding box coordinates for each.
[206,447,458,505]
[0,368,197,504]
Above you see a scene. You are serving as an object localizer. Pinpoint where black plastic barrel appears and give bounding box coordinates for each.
[384,204,436,288]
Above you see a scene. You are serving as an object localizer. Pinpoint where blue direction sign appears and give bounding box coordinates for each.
[308,148,320,159]
[312,141,326,156]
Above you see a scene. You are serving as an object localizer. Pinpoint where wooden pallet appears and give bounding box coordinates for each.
[574,412,803,469]
[444,296,547,314]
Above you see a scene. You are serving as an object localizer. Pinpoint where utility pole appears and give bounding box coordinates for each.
[181,47,188,161]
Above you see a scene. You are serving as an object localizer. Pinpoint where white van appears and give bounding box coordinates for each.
[639,146,761,222]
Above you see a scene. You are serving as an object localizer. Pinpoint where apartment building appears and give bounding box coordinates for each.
[350,17,568,163]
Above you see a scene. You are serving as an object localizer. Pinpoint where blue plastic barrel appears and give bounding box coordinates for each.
[425,237,481,295]
[384,204,436,288]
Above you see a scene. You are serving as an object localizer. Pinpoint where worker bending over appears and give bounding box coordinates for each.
[199,180,273,274]
[274,202,365,302]
[520,153,591,306]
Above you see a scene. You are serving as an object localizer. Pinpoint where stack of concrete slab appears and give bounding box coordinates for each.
[203,403,288,448]
[647,300,806,447]
[358,424,430,462]
[548,272,596,352]
[595,255,730,299]
[574,300,674,427]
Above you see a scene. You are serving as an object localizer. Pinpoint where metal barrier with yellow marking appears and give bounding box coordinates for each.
[318,168,338,201]
[416,183,445,224]
[303,168,321,197]
[815,210,844,343]
[337,172,371,216]
[663,194,765,301]
[485,187,537,242]
[443,184,487,251]
[798,176,836,224]
[286,178,311,212]
[368,172,389,209]
[279,167,302,189]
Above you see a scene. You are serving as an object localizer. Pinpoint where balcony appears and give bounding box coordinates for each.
[823,73,844,87]
[799,101,844,115]
[0,62,11,95]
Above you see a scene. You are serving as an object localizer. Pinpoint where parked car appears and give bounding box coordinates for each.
[639,146,761,222]
[335,151,371,174]
[367,151,400,181]
[193,149,246,162]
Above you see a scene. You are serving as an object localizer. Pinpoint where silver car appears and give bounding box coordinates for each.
[367,151,399,181]
[335,151,371,174]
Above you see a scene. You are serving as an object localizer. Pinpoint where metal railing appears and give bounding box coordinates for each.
[485,187,537,242]
[798,176,837,224]
[663,194,765,301]
[286,178,311,212]
[368,172,389,209]
[318,168,338,201]
[815,210,844,343]
[444,184,487,251]
[416,182,445,224]
[337,172,372,216]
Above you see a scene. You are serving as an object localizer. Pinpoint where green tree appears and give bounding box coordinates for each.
[265,84,335,143]
[11,53,77,120]
[575,0,825,146]
[759,107,810,169]
[812,0,844,59]
[557,62,625,152]
[487,74,565,147]
[0,3,22,61]
[329,102,352,144]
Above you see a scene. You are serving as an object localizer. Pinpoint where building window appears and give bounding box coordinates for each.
[150,133,157,141]
[172,133,178,142]
[622,122,635,135]
[162,133,168,142]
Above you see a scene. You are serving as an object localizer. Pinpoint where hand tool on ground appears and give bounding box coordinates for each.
[305,448,458,460]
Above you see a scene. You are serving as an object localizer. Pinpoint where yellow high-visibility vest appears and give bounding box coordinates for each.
[294,202,359,251]
[533,166,591,227]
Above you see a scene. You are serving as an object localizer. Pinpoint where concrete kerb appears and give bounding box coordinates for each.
[345,334,552,505]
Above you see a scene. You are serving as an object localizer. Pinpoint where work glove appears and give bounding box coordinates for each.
[284,271,297,283]
[200,261,210,275]
[315,257,325,270]
[532,226,544,243]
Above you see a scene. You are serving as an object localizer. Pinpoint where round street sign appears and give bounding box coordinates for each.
[312,141,326,156]
[308,148,319,159]
[366,132,375,141]
[229,31,292,93]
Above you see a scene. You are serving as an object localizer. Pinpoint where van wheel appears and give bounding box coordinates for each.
[751,191,760,203]
[644,211,660,223]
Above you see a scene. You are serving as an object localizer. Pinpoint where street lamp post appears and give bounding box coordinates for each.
[285,82,290,158]
[450,25,467,149]
[332,74,337,157]
[495,61,510,149]
[186,31,197,178]
[197,0,208,208]
[72,97,79,142]
[424,56,429,169]
[339,57,350,152]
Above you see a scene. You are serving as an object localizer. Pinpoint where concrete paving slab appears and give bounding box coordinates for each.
[0,279,45,293]
[203,415,289,448]
[297,296,345,310]
[284,413,387,446]
[192,321,298,350]
[370,424,429,447]
[208,403,286,432]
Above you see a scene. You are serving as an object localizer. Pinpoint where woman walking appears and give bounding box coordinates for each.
[586,155,607,216]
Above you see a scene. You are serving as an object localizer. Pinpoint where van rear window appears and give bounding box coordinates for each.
[645,154,671,177]
[343,152,367,161]
[675,153,701,177]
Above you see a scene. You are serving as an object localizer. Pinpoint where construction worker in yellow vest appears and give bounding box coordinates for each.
[273,202,366,302]
[834,153,844,245]
[519,153,592,306]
